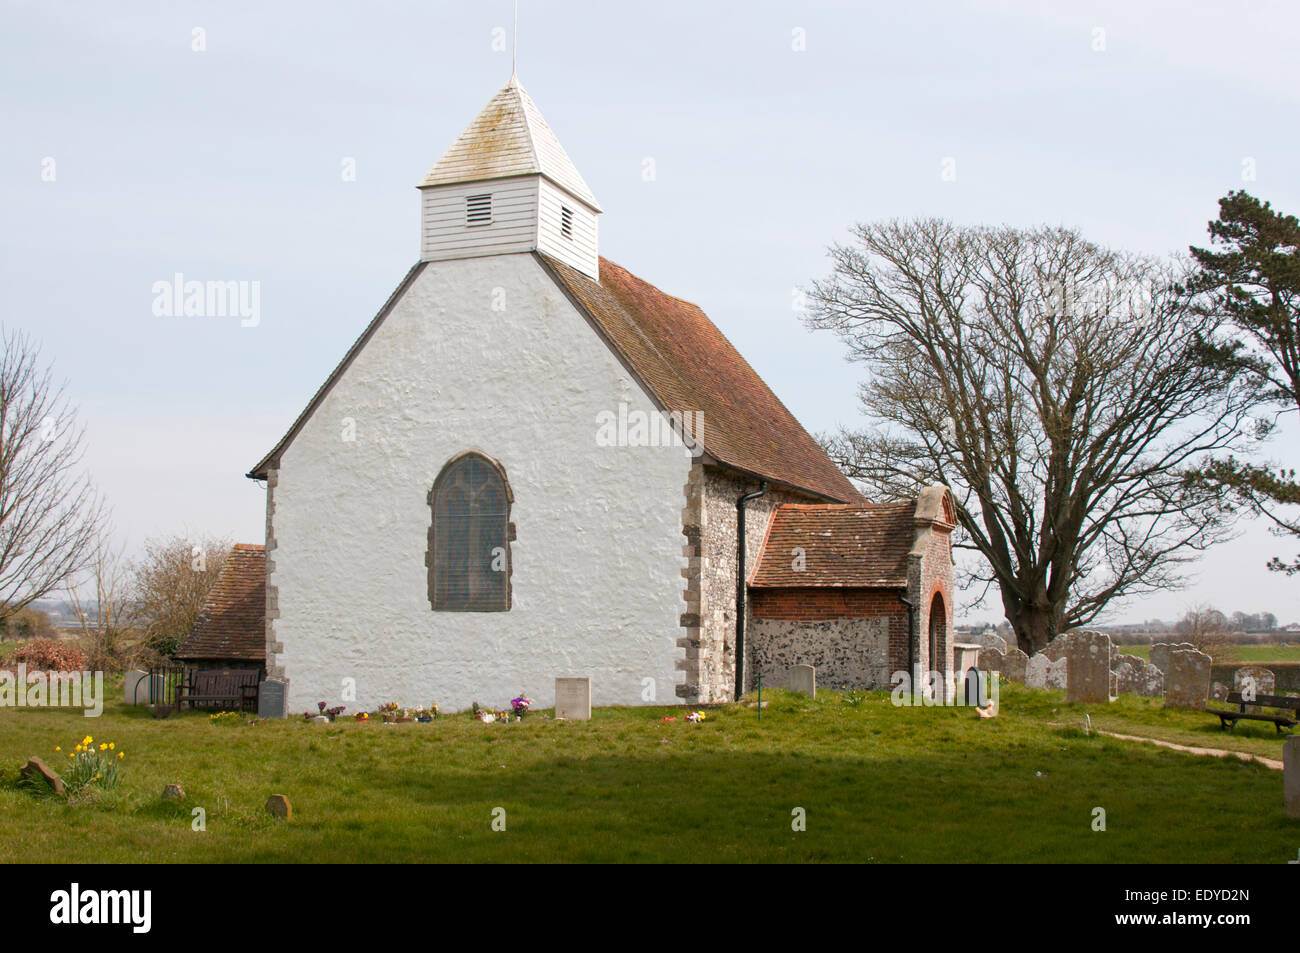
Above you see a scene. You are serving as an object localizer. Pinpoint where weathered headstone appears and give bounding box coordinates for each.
[789,664,816,698]
[1040,632,1074,663]
[1286,738,1300,819]
[1026,652,1067,691]
[1112,654,1163,697]
[1210,681,1230,701]
[258,678,286,719]
[980,646,1029,683]
[555,676,592,721]
[266,794,292,819]
[1234,666,1275,712]
[162,784,185,801]
[123,669,163,705]
[1164,648,1212,709]
[1149,642,1194,676]
[970,629,1007,654]
[1065,630,1112,703]
[20,757,64,796]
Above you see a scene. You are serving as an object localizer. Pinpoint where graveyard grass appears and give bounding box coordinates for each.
[1,683,1295,863]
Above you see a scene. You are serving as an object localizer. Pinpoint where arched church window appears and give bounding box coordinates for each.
[427,452,513,611]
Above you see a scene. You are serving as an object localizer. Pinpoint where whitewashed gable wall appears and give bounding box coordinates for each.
[270,253,690,713]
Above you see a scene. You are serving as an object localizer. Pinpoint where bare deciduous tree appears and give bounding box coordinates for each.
[805,220,1255,654]
[67,532,137,672]
[0,328,106,623]
[132,534,231,659]
[1176,604,1232,659]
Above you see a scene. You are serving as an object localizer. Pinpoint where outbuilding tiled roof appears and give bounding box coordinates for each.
[175,544,266,662]
[541,255,862,503]
[750,503,919,588]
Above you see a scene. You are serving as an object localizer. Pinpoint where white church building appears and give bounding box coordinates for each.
[235,76,956,715]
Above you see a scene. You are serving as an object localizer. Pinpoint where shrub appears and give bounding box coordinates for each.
[8,638,89,672]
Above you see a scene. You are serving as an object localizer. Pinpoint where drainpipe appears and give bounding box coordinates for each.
[898,591,916,698]
[735,481,767,701]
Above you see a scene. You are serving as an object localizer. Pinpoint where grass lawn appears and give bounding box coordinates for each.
[1,682,1296,863]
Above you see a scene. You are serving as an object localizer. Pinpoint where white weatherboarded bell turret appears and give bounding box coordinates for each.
[417,75,601,279]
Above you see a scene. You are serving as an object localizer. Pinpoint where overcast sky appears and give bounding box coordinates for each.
[3,0,1298,625]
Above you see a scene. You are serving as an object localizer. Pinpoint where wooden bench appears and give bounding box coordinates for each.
[1206,691,1300,734]
[178,669,261,712]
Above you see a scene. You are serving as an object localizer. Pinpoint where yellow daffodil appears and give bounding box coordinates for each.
[108,743,114,750]
[118,752,124,759]
[82,736,92,745]
[99,743,108,750]
[54,746,61,752]
[68,753,75,759]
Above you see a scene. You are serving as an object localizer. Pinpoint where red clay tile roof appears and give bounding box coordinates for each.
[541,255,861,502]
[750,503,918,588]
[175,544,266,662]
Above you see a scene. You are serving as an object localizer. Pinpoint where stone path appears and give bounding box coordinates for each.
[1051,723,1283,770]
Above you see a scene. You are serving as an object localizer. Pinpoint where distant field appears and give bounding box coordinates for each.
[1119,643,1300,664]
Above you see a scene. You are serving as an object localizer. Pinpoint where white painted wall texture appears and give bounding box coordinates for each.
[268,253,691,714]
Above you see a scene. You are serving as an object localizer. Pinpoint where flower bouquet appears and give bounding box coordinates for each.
[510,694,533,719]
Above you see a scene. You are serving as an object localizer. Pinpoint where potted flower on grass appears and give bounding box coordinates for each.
[511,694,532,720]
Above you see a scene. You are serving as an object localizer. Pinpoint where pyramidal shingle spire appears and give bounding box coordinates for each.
[419,76,600,211]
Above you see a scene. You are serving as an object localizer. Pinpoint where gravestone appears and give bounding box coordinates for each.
[1150,642,1195,676]
[1234,666,1275,711]
[970,629,1007,654]
[555,676,592,721]
[123,669,163,705]
[258,678,286,719]
[1065,630,1112,703]
[1210,681,1230,701]
[1286,738,1300,819]
[1112,654,1163,697]
[789,664,816,698]
[1026,652,1067,691]
[20,757,64,796]
[979,646,1029,683]
[1164,648,1212,709]
[265,794,292,820]
[1040,632,1074,662]
[162,784,185,801]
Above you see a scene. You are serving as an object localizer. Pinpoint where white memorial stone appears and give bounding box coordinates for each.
[789,664,816,698]
[555,676,592,721]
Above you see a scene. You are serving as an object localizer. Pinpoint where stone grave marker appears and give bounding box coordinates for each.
[20,757,64,796]
[789,664,816,698]
[1164,648,1212,709]
[1111,654,1163,697]
[123,669,163,705]
[555,676,592,721]
[1234,666,1275,712]
[1065,630,1112,703]
[258,678,287,719]
[980,646,1029,683]
[266,794,292,820]
[1149,642,1194,676]
[1026,652,1067,690]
